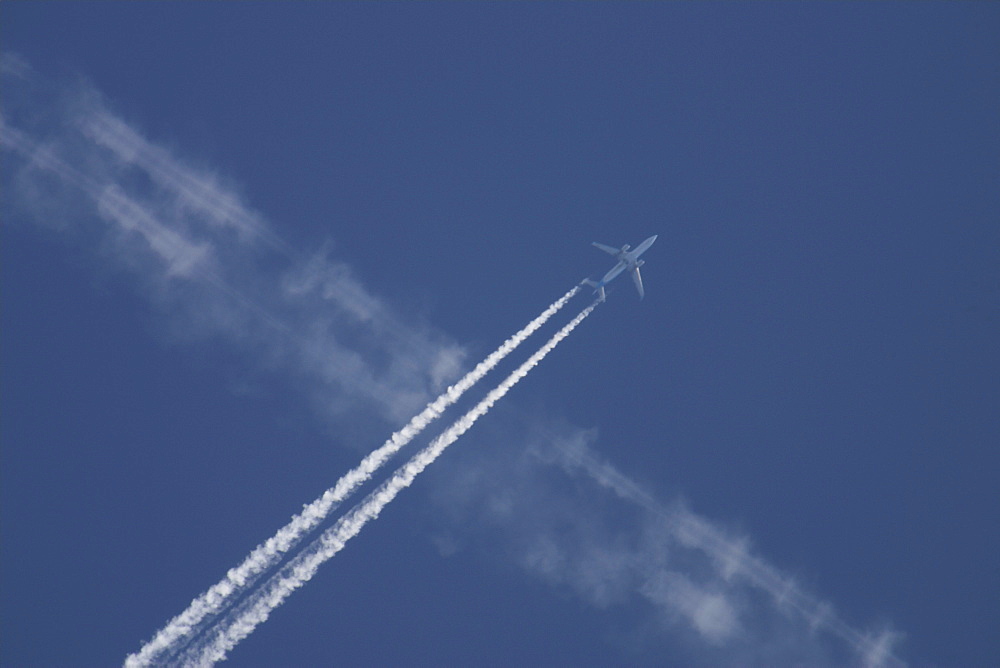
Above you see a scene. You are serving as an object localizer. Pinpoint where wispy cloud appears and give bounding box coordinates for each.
[1,62,465,426]
[0,52,32,79]
[562,438,905,666]
[79,109,278,247]
[425,427,905,667]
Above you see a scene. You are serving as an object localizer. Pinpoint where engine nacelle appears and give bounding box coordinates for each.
[637,259,645,267]
[621,244,631,252]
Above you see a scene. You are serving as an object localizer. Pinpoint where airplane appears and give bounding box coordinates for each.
[581,235,657,302]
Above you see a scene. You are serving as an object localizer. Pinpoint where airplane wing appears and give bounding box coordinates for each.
[631,266,645,299]
[592,242,620,256]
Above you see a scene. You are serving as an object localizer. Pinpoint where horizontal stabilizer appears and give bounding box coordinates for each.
[580,278,607,302]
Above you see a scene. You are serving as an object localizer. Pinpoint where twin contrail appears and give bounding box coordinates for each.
[125,287,581,667]
[183,300,598,666]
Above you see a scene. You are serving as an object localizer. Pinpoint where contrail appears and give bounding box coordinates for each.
[124,286,580,667]
[553,443,906,667]
[185,301,599,666]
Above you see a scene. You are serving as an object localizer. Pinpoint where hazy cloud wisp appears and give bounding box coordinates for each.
[2,65,466,428]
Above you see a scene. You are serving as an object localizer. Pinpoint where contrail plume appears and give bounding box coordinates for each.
[124,287,580,667]
[185,301,599,666]
[553,442,906,667]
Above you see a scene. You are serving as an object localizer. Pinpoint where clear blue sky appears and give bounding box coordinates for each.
[2,3,998,666]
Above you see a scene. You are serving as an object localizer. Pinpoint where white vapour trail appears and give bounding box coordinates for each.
[553,442,906,668]
[124,287,580,667]
[185,302,599,666]
[5,77,469,426]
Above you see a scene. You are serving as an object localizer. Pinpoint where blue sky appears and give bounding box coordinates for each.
[2,3,998,666]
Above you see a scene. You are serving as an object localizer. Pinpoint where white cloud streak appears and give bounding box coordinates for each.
[2,65,466,426]
[123,286,579,666]
[78,109,282,249]
[552,441,905,667]
[182,302,599,666]
[431,430,905,667]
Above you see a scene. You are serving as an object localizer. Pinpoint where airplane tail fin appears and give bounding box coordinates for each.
[580,278,606,303]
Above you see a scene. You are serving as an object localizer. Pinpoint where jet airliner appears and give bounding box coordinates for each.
[581,235,657,302]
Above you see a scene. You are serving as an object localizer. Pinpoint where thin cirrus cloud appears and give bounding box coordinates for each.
[1,56,466,426]
[425,426,904,666]
[1,57,904,667]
